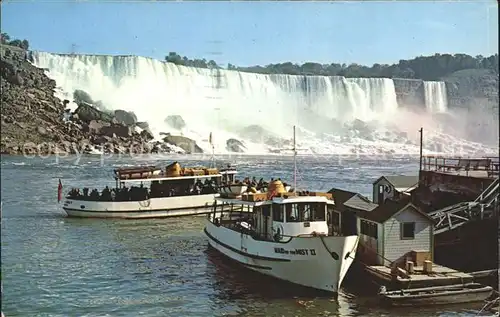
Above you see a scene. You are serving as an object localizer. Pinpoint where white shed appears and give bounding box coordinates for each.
[356,198,435,267]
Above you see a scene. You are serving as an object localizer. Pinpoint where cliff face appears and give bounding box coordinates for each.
[393,70,499,111]
[442,69,499,110]
[1,45,66,153]
[393,78,425,108]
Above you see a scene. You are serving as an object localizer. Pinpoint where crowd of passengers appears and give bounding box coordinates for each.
[235,177,290,192]
[66,179,219,202]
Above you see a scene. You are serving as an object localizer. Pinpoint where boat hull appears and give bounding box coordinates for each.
[204,220,359,293]
[62,194,217,219]
[380,284,494,307]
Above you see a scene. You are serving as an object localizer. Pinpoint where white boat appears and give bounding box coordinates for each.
[61,163,238,219]
[203,126,360,293]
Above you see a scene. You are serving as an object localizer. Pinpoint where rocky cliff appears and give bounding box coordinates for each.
[394,70,499,111]
[0,45,204,155]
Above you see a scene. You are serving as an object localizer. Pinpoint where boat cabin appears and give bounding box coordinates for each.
[209,180,341,242]
[355,199,435,267]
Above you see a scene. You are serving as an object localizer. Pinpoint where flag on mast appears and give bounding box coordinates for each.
[209,132,213,145]
[57,179,63,203]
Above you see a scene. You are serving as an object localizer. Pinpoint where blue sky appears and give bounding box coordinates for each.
[2,1,498,67]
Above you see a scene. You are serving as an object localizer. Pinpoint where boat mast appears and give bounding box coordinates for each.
[209,132,215,169]
[293,125,297,192]
[419,127,423,183]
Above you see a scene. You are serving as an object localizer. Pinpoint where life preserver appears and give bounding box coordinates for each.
[267,190,277,200]
[385,185,392,194]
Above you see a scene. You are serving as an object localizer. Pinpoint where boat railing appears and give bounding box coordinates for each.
[421,155,500,178]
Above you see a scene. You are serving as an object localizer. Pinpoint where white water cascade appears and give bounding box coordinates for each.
[423,81,448,113]
[29,51,496,156]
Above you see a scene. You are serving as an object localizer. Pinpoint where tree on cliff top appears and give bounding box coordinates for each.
[1,33,29,50]
[165,52,218,69]
[164,50,499,81]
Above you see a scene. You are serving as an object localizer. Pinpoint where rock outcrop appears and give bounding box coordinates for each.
[238,125,288,148]
[0,44,160,155]
[161,133,203,154]
[164,115,186,130]
[226,138,246,153]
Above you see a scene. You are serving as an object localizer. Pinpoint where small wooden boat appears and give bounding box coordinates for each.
[379,283,494,307]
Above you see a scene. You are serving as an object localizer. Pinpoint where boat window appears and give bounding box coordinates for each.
[313,203,326,221]
[401,222,415,240]
[285,203,326,222]
[262,205,271,217]
[272,204,283,222]
[285,204,299,222]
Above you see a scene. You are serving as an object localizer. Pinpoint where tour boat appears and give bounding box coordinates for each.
[61,162,238,219]
[203,127,360,293]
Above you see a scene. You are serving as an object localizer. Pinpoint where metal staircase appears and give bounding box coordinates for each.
[429,177,499,235]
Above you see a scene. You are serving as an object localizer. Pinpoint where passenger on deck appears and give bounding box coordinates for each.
[101,186,112,201]
[119,186,129,201]
[90,189,100,200]
[83,187,89,197]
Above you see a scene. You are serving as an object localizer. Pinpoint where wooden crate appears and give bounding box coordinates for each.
[192,169,205,176]
[204,168,219,175]
[411,250,431,266]
[308,192,333,199]
[246,193,268,202]
[275,192,297,198]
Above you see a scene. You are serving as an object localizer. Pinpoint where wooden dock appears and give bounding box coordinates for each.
[365,263,475,290]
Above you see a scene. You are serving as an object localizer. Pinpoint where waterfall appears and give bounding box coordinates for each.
[31,51,492,155]
[424,81,448,113]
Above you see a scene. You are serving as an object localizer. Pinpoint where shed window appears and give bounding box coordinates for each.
[401,222,415,239]
[360,219,378,239]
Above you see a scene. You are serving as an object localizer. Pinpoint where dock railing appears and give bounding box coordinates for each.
[421,155,500,178]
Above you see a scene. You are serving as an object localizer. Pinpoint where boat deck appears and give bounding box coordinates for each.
[366,264,475,290]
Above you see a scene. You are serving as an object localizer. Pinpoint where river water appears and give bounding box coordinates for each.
[0,154,490,316]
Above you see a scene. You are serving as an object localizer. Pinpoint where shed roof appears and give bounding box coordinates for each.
[344,194,378,212]
[373,175,419,190]
[356,198,435,224]
[328,187,358,211]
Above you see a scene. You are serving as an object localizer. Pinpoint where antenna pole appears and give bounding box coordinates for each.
[419,127,423,182]
[211,144,215,168]
[210,132,215,168]
[293,125,297,192]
